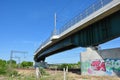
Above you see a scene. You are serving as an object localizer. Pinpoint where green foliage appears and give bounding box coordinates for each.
[40,68,47,75]
[58,64,72,69]
[0,59,19,75]
[21,61,33,68]
[0,59,7,75]
[7,60,16,64]
[77,61,81,65]
[52,62,81,69]
[7,60,17,68]
[8,70,19,77]
[0,59,6,66]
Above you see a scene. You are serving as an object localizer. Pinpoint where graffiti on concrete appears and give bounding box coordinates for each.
[87,60,106,75]
[81,61,90,74]
[91,60,106,71]
[81,59,120,76]
[105,59,120,70]
[81,59,106,75]
[105,59,120,75]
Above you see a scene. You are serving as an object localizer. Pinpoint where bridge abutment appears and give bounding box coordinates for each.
[81,47,120,76]
[34,61,48,68]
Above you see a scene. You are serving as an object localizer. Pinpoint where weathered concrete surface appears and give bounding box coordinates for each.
[81,47,103,62]
[34,61,48,68]
[99,48,120,59]
[81,47,120,76]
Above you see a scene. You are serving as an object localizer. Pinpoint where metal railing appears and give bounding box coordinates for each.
[58,0,112,34]
[36,0,112,53]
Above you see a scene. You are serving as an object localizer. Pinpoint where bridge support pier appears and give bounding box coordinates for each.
[34,61,48,68]
[33,61,48,79]
[81,47,120,76]
[80,46,104,75]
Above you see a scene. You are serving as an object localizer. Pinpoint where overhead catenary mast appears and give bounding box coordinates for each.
[9,50,28,69]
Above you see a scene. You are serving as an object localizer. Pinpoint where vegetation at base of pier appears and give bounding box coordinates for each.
[0,59,7,75]
[49,61,81,69]
[0,59,119,80]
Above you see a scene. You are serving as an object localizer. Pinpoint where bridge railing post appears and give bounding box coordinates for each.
[101,0,103,7]
[80,14,82,21]
[86,9,88,17]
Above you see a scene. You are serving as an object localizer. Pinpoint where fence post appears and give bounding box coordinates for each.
[55,66,57,74]
[63,68,66,80]
[36,67,41,80]
[66,66,68,80]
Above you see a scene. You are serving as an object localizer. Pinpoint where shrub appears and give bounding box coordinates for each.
[0,67,7,75]
[8,69,20,77]
[0,59,7,75]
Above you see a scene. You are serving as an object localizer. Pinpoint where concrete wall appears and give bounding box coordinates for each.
[34,61,48,68]
[81,47,120,76]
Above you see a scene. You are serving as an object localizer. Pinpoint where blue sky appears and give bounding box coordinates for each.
[0,0,119,64]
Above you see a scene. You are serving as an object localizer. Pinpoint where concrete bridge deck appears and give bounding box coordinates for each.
[34,0,120,61]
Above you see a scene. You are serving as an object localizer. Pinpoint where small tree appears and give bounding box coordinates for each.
[21,61,33,68]
[0,59,7,75]
[77,61,81,65]
[7,60,17,68]
[58,64,72,69]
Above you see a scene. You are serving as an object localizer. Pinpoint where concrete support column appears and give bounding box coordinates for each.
[81,46,104,76]
[81,47,120,76]
[36,67,41,79]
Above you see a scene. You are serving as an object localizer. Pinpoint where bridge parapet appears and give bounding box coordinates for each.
[58,0,112,34]
[35,0,113,55]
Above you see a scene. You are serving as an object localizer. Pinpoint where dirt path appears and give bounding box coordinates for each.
[46,69,120,80]
[15,68,120,80]
[0,76,7,80]
[16,68,35,76]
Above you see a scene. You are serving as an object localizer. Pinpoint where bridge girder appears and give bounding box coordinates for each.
[35,10,120,62]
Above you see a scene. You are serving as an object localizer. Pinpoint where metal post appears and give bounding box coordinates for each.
[86,9,88,17]
[18,57,20,68]
[10,50,13,69]
[101,0,103,7]
[92,4,95,12]
[54,13,57,35]
[80,53,82,75]
[16,57,20,68]
[80,14,82,20]
[9,50,28,69]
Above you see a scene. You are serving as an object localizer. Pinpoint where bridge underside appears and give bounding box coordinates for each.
[35,10,120,62]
